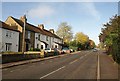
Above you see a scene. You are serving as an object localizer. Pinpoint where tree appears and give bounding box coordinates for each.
[74,32,89,50]
[75,32,89,45]
[69,40,77,50]
[56,22,73,43]
[88,40,96,49]
[99,15,120,63]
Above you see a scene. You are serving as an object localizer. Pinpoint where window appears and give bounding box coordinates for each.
[6,43,12,51]
[28,31,30,39]
[41,45,43,49]
[53,38,54,42]
[38,34,40,41]
[46,36,48,41]
[6,31,8,37]
[6,31,12,38]
[45,44,48,48]
[37,44,39,48]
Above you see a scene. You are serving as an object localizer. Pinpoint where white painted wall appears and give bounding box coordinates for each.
[35,33,52,50]
[53,37,62,50]
[35,33,41,49]
[35,32,63,50]
[1,28,19,52]
[40,34,50,49]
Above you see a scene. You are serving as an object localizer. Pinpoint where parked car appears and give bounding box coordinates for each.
[44,48,54,53]
[61,47,70,54]
[70,49,74,53]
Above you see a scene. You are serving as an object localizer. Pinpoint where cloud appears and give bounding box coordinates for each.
[78,2,101,21]
[28,5,55,18]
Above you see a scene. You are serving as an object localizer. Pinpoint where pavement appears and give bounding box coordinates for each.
[0,51,80,69]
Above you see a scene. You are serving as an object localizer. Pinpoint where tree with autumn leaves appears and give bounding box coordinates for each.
[56,22,95,50]
[99,15,120,63]
[74,32,95,50]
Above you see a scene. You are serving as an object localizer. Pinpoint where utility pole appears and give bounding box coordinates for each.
[22,15,26,53]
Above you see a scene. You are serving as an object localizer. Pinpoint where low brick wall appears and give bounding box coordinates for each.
[2,52,55,64]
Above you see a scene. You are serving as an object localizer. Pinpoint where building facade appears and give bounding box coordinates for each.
[2,16,63,52]
[0,21,20,52]
[35,24,63,50]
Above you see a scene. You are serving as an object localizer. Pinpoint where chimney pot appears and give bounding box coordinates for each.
[20,15,27,22]
[49,29,54,33]
[38,24,44,30]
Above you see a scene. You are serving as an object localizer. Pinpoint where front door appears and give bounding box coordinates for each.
[26,43,29,51]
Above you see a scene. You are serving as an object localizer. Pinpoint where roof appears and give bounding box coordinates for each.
[54,42,63,46]
[10,16,42,33]
[9,16,62,39]
[0,21,20,32]
[40,40,48,45]
[42,29,62,39]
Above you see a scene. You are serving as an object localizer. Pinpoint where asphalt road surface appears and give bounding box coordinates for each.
[2,50,118,80]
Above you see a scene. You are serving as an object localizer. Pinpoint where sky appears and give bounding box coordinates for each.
[1,1,119,45]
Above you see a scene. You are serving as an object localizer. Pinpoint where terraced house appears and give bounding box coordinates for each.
[0,21,20,52]
[1,16,63,52]
[35,24,63,50]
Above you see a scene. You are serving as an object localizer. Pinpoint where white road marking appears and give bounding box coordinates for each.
[97,53,100,81]
[79,53,90,59]
[40,66,66,79]
[69,59,78,64]
[10,71,13,72]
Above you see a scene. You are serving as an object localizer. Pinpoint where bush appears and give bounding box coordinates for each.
[2,51,23,54]
[29,48,40,51]
[34,48,40,51]
[29,48,34,51]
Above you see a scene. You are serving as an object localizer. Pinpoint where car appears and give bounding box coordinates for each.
[93,48,98,52]
[44,48,54,53]
[61,47,70,54]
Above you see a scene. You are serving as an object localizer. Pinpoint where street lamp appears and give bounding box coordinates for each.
[22,15,26,53]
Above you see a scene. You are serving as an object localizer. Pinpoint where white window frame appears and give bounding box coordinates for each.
[37,44,39,48]
[38,34,40,41]
[6,43,12,51]
[28,31,30,39]
[6,31,12,38]
[46,36,48,41]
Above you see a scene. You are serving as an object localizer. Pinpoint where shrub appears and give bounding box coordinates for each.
[29,48,40,51]
[34,48,40,51]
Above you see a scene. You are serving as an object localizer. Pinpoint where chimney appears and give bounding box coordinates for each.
[49,29,54,33]
[38,24,44,30]
[20,15,27,22]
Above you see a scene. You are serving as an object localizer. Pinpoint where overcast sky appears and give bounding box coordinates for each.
[1,0,119,45]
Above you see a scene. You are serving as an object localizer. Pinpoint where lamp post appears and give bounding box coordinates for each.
[22,15,26,53]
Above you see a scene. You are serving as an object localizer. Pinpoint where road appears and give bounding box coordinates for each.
[2,50,118,80]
